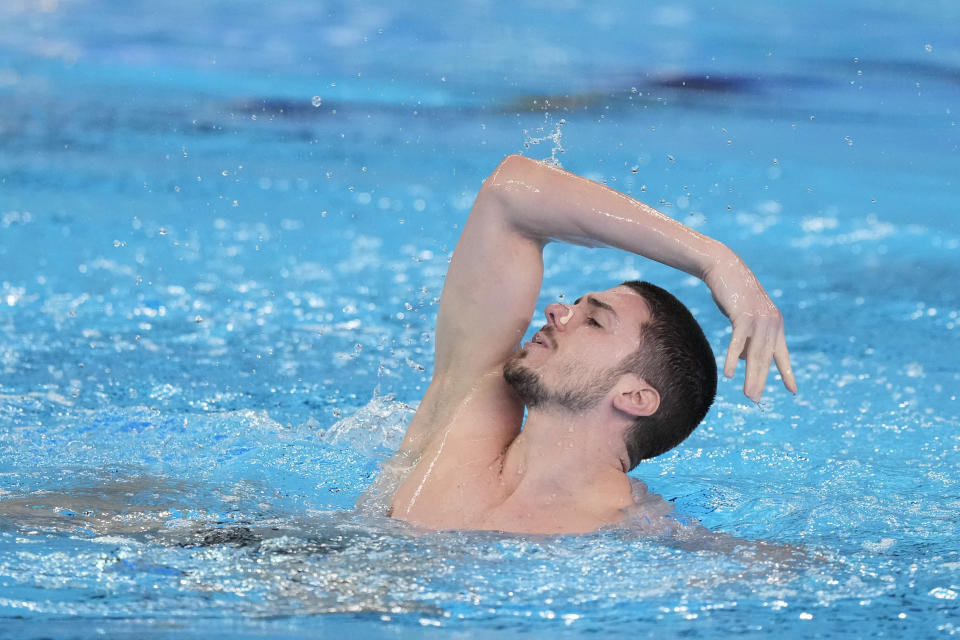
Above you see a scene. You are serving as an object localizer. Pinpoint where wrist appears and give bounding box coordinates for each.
[697,239,736,281]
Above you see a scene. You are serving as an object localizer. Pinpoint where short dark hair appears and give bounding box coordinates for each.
[618,281,717,469]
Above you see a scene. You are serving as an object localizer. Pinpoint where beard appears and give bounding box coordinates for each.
[503,351,616,413]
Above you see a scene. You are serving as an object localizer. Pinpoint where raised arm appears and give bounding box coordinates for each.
[434,154,796,401]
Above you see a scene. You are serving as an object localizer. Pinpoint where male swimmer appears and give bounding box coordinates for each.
[387,155,796,534]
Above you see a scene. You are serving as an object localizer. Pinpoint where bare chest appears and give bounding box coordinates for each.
[389,453,509,529]
[473,496,617,534]
[391,460,622,534]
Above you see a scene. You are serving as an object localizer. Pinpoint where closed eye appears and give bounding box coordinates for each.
[586,317,602,328]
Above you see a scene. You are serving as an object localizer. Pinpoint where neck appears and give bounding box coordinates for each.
[500,405,633,507]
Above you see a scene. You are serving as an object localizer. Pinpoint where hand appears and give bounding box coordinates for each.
[702,252,797,402]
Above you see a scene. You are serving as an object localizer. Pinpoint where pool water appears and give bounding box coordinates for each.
[1,0,958,637]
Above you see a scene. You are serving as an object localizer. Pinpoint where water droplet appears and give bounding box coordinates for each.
[311,96,323,107]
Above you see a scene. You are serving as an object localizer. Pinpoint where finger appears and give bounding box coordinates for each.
[743,328,776,402]
[724,328,748,378]
[773,331,797,394]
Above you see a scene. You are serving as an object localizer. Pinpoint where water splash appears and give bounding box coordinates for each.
[322,392,413,456]
[523,114,566,166]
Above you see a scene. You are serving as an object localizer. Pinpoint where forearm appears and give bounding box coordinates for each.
[484,154,734,280]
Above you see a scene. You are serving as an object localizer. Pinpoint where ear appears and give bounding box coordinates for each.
[612,376,660,418]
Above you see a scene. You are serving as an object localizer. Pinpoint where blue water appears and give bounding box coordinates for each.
[1,0,959,637]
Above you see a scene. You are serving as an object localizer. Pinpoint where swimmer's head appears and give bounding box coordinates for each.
[616,281,716,469]
[503,281,716,470]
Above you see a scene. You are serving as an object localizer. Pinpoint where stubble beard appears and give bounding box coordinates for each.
[503,351,615,414]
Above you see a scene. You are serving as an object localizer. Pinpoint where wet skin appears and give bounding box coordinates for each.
[386,155,796,534]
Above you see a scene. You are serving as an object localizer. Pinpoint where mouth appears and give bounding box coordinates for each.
[530,329,554,349]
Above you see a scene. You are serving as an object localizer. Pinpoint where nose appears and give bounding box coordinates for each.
[545,302,573,329]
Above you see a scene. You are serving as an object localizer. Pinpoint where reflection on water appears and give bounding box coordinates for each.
[0,479,826,624]
[0,397,834,627]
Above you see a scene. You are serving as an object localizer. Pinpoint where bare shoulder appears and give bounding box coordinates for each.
[389,369,524,528]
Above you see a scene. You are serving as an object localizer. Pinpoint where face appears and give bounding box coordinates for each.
[503,286,651,412]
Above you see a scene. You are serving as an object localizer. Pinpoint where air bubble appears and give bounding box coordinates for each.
[905,362,924,378]
[312,96,323,107]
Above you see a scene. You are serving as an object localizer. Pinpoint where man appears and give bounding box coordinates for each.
[387,155,796,534]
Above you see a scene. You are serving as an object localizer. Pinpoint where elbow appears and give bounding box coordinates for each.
[472,155,550,244]
[478,154,539,210]
[486,154,536,187]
